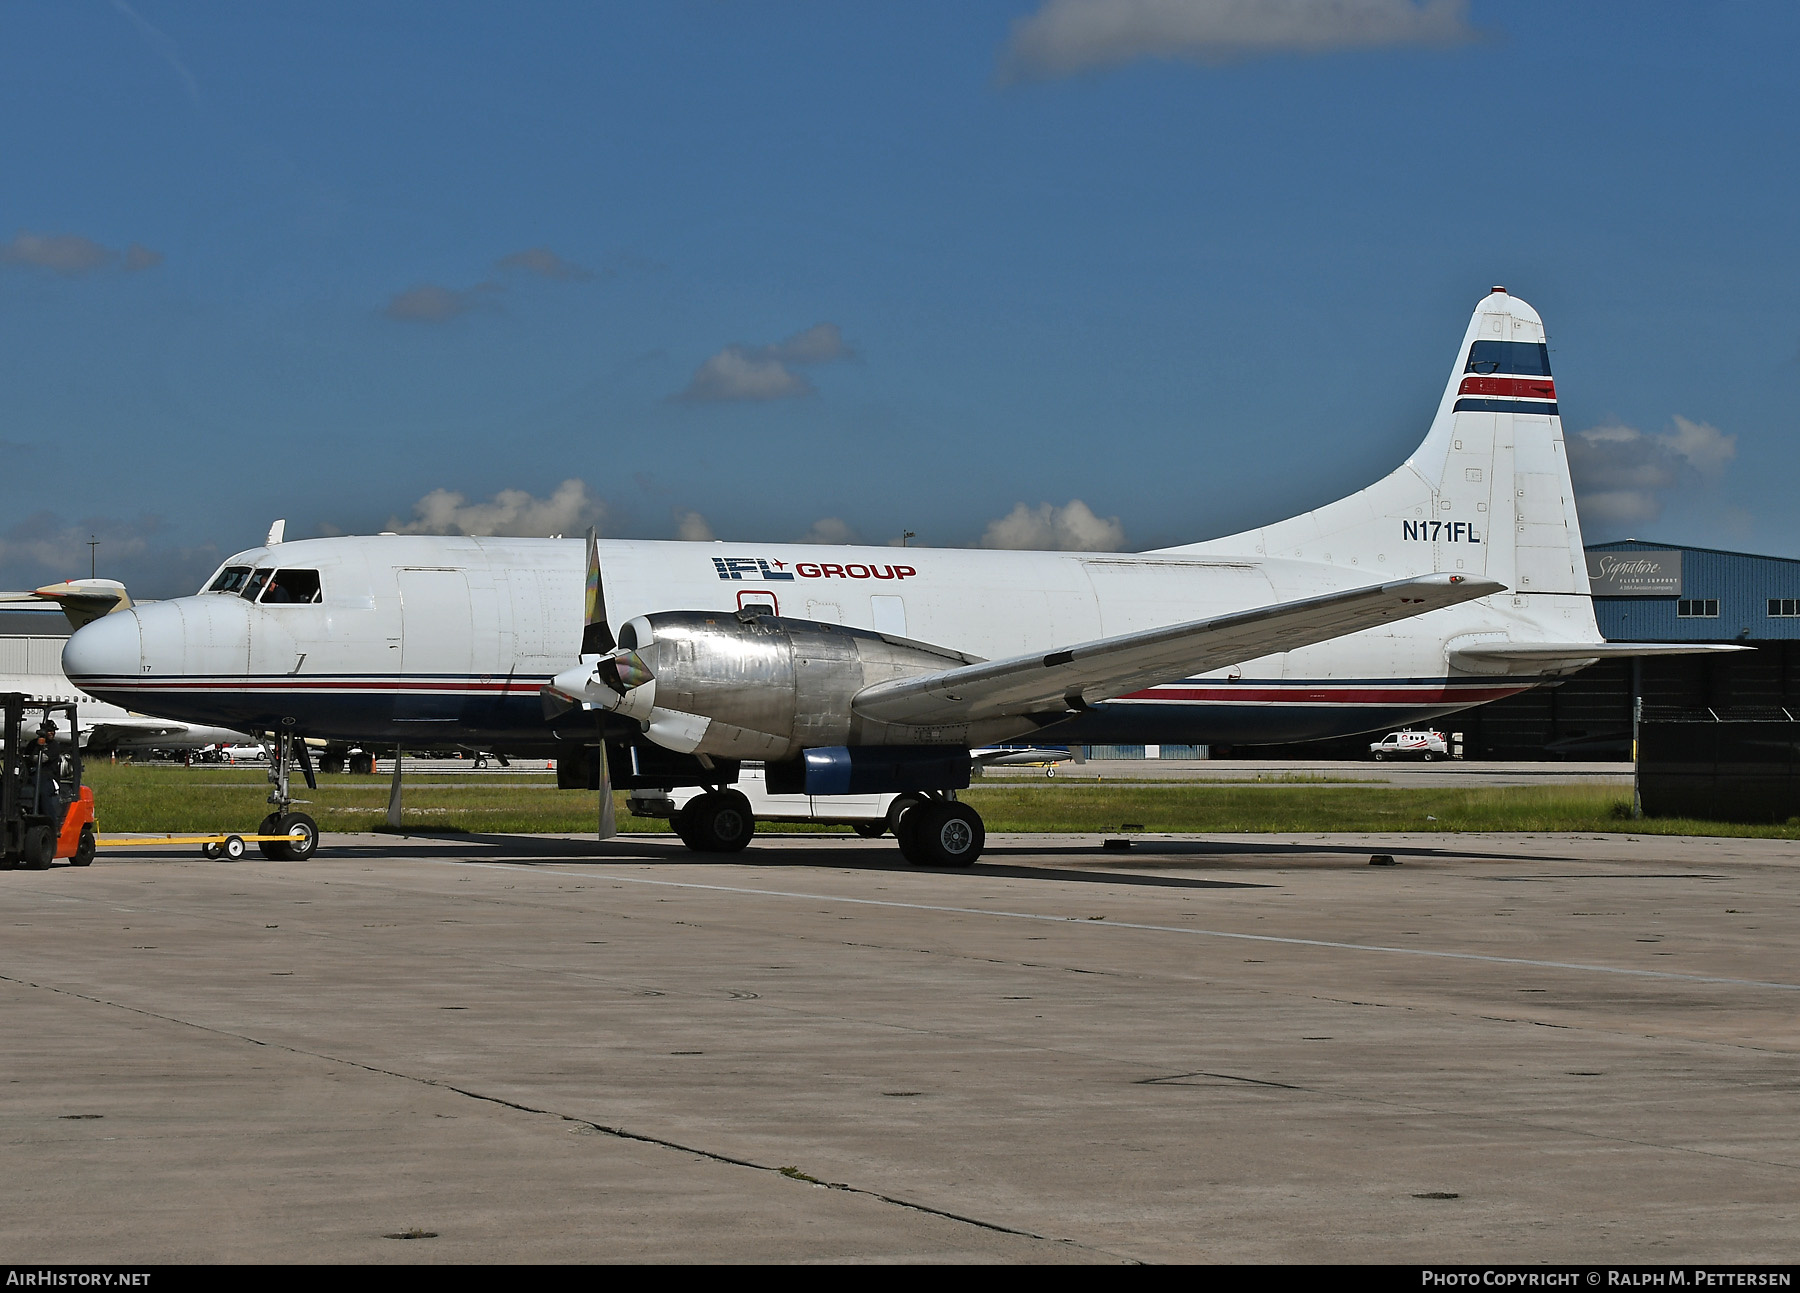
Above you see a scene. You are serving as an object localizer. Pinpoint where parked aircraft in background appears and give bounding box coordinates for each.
[0,579,253,754]
[64,289,1738,864]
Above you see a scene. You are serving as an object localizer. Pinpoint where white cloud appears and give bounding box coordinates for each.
[675,323,853,402]
[1568,416,1736,528]
[979,500,1126,551]
[387,479,604,537]
[496,247,593,281]
[674,509,717,541]
[1001,0,1477,80]
[801,517,860,545]
[383,281,503,322]
[2,231,163,276]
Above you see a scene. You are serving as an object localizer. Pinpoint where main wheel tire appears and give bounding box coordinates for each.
[852,821,886,839]
[903,802,985,868]
[682,791,754,853]
[256,813,285,859]
[22,825,53,870]
[670,804,705,850]
[887,794,925,841]
[349,752,375,775]
[276,812,319,861]
[72,824,96,867]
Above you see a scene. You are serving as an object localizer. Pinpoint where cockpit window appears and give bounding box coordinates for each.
[207,565,253,595]
[1465,340,1552,377]
[241,569,273,601]
[259,569,322,605]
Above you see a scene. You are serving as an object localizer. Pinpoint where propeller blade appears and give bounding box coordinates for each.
[385,745,404,829]
[580,527,616,656]
[596,734,616,841]
[540,684,579,720]
[593,648,653,697]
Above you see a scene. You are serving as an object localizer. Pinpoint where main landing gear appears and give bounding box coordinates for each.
[890,794,984,868]
[672,789,755,853]
[660,786,987,866]
[259,731,320,861]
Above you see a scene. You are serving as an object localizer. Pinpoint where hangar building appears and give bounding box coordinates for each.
[1161,540,1800,762]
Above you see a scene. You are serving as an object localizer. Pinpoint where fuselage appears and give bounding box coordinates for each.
[62,532,1562,753]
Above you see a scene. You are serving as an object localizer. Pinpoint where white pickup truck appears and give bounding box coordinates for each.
[628,765,912,837]
[1368,730,1450,761]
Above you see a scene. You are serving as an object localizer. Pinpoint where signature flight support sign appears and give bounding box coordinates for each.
[1586,550,1683,597]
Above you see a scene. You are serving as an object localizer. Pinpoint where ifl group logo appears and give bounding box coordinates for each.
[712,557,917,582]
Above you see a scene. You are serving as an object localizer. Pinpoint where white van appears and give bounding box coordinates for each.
[1368,730,1450,761]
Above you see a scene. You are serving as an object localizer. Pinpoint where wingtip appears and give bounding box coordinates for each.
[1387,573,1506,599]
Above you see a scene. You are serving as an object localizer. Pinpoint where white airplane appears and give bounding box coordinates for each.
[0,579,253,754]
[62,289,1734,864]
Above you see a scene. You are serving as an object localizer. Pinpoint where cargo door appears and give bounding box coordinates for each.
[397,569,473,727]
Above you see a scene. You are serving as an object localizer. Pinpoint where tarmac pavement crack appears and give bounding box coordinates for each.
[0,968,1129,1261]
[421,1081,1133,1260]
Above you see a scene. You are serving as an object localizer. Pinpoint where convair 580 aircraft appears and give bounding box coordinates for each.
[63,289,1731,865]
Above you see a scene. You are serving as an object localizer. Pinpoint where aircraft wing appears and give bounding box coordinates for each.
[84,717,190,747]
[852,573,1502,727]
[1450,641,1750,662]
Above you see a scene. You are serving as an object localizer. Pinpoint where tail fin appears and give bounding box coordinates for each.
[1166,287,1593,609]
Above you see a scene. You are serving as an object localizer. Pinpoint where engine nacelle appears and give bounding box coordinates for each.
[551,610,1042,761]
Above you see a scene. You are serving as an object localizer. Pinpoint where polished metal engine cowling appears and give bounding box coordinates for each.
[558,609,1063,761]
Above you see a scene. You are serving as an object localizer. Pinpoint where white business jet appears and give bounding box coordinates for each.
[62,289,1733,865]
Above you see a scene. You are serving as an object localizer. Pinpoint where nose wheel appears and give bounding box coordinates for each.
[257,731,320,860]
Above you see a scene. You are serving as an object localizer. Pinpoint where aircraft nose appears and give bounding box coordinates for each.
[62,607,144,684]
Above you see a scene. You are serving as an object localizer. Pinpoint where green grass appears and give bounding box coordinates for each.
[82,762,1800,839]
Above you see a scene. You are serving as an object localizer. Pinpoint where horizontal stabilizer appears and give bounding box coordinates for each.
[853,573,1502,728]
[0,579,133,630]
[1451,641,1751,663]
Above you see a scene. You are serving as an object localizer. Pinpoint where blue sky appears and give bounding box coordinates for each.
[2,1,1795,596]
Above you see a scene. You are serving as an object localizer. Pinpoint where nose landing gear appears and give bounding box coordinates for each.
[258,731,320,861]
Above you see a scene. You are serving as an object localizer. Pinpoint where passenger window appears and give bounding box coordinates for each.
[241,569,272,601]
[260,569,322,605]
[207,566,252,595]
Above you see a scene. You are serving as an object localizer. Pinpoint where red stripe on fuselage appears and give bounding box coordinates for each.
[82,676,1535,707]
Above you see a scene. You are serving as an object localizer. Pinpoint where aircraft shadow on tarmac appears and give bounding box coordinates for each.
[332,833,1266,890]
[321,830,1601,889]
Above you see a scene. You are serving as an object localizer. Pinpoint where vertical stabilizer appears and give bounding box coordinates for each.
[1167,288,1594,612]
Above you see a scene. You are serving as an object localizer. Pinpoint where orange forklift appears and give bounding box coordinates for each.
[1,694,96,870]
